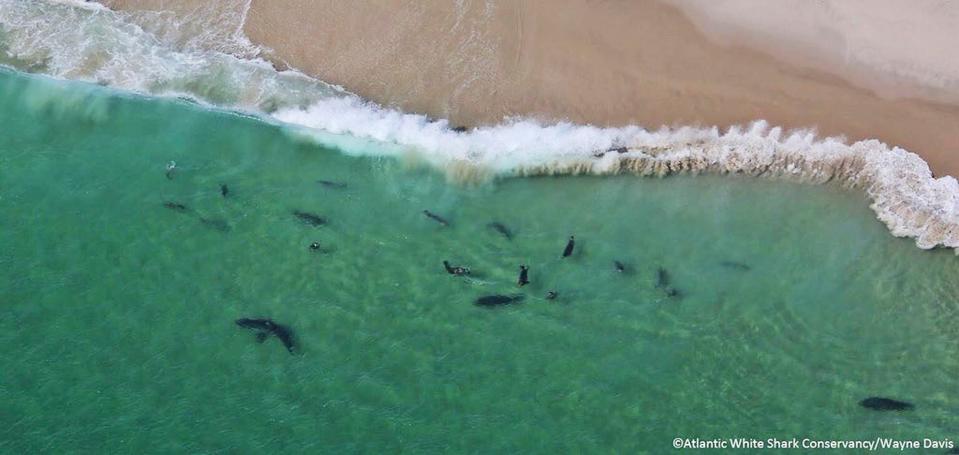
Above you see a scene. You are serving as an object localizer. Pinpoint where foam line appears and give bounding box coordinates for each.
[1,0,957,251]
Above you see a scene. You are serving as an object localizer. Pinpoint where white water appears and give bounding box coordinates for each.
[1,0,958,252]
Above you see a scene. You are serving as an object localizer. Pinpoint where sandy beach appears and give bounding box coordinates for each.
[103,0,959,176]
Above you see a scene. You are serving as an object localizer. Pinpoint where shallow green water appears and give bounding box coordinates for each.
[3,69,959,453]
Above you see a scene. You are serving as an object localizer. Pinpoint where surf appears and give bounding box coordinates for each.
[1,0,957,251]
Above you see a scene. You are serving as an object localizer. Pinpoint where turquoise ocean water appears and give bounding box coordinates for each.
[3,67,959,452]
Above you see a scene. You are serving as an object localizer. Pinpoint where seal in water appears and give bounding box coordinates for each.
[309,241,321,251]
[163,201,190,213]
[292,210,327,227]
[614,260,627,273]
[656,267,683,299]
[546,290,558,300]
[235,318,296,354]
[443,260,471,276]
[518,265,530,287]
[475,295,524,307]
[220,184,229,197]
[562,236,575,258]
[487,222,513,240]
[422,210,449,227]
[859,397,914,411]
[165,161,176,180]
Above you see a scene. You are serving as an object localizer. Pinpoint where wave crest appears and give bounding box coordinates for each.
[2,0,958,252]
[280,103,959,250]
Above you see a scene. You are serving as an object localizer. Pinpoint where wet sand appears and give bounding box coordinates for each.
[104,0,959,176]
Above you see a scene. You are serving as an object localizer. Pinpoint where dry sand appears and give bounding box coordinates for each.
[104,0,959,176]
[664,0,959,106]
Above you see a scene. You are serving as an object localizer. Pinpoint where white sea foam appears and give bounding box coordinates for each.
[1,0,957,251]
[48,0,107,11]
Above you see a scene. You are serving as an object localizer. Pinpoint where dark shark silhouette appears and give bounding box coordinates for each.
[859,397,913,411]
[292,210,327,227]
[475,295,524,307]
[423,210,449,227]
[562,236,575,258]
[487,222,513,240]
[235,318,296,354]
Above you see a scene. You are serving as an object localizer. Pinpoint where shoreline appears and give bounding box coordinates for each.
[13,0,957,251]
[104,0,959,176]
[103,0,959,177]
[5,63,957,253]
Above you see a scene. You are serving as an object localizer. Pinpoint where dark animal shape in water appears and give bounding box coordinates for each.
[655,267,683,298]
[720,261,751,271]
[487,222,513,240]
[562,236,575,258]
[220,184,229,197]
[443,260,471,276]
[199,217,230,232]
[235,318,296,354]
[614,260,627,273]
[423,210,449,227]
[592,147,629,158]
[546,290,558,300]
[308,241,335,254]
[655,267,670,288]
[163,201,190,213]
[859,397,914,411]
[293,210,327,226]
[163,202,227,231]
[318,180,347,189]
[475,294,525,307]
[165,161,177,180]
[236,318,274,332]
[518,265,530,287]
[451,125,469,133]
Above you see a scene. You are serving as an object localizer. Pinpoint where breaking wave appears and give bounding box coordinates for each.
[1,0,957,251]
